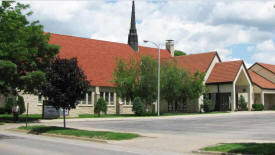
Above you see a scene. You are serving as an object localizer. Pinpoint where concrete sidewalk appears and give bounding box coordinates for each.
[39,111,275,123]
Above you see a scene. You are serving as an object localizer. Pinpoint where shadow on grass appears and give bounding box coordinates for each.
[18,125,141,140]
[228,143,275,155]
[205,143,275,155]
[20,126,66,135]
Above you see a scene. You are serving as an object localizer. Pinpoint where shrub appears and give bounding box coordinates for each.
[132,97,144,116]
[0,107,5,114]
[271,105,275,110]
[5,98,14,114]
[94,98,107,117]
[252,104,264,111]
[238,95,247,111]
[202,98,215,112]
[17,96,26,114]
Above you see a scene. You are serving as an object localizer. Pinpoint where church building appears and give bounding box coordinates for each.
[1,1,275,117]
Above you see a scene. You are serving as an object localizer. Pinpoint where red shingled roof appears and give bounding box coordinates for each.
[257,63,275,74]
[206,60,243,84]
[248,70,275,90]
[48,33,171,87]
[162,52,219,74]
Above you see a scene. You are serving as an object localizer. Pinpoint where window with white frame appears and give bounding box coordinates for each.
[79,91,92,105]
[81,94,86,104]
[38,95,43,104]
[87,92,92,104]
[120,98,131,105]
[110,92,114,105]
[100,91,114,105]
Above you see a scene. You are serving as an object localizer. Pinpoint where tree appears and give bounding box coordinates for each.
[0,1,59,96]
[160,61,188,110]
[174,50,186,56]
[42,57,90,128]
[132,97,144,116]
[113,58,138,102]
[238,95,247,111]
[183,72,206,100]
[202,94,215,112]
[94,98,107,117]
[17,96,26,114]
[114,56,158,112]
[5,98,14,114]
[136,56,158,111]
[114,55,206,114]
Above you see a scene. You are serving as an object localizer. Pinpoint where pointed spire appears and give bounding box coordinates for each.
[128,0,139,52]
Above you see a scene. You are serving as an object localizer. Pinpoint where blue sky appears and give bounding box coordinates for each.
[24,0,275,66]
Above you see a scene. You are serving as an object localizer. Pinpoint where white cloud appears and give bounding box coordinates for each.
[22,0,275,64]
[252,40,275,64]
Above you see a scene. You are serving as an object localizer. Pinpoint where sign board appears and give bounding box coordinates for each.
[43,105,60,119]
[59,108,69,116]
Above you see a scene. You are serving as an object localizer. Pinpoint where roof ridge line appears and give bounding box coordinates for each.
[48,32,168,51]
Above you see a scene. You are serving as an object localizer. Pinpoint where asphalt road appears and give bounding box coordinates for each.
[0,131,147,155]
[66,112,275,141]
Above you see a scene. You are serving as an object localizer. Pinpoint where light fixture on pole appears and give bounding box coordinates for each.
[143,40,160,116]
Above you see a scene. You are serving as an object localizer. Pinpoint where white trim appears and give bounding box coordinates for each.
[262,90,275,94]
[204,55,220,83]
[233,65,252,86]
[261,91,265,105]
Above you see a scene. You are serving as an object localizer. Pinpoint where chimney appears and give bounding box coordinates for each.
[166,40,174,57]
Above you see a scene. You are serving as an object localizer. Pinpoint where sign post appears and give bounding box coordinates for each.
[25,96,29,127]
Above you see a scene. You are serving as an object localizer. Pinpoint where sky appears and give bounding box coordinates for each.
[22,0,275,67]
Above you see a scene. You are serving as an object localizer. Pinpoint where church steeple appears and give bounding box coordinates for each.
[128,0,138,52]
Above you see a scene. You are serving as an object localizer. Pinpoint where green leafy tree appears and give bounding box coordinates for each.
[114,56,158,112]
[42,58,90,128]
[113,58,138,102]
[17,96,25,114]
[238,95,247,111]
[174,50,186,56]
[114,55,206,114]
[0,1,59,96]
[5,98,14,114]
[132,97,144,116]
[94,98,107,117]
[202,94,215,112]
[136,56,158,111]
[160,61,188,110]
[182,72,205,102]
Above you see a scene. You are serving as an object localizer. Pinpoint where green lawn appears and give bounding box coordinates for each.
[79,111,228,118]
[0,122,4,125]
[18,125,140,140]
[203,143,275,155]
[0,114,42,123]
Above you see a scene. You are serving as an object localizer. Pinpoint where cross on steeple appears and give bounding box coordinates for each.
[128,0,139,52]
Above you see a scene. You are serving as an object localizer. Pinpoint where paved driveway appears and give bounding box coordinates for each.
[64,112,275,141]
[41,112,275,154]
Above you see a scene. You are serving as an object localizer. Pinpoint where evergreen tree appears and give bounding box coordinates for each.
[94,98,107,117]
[17,96,25,114]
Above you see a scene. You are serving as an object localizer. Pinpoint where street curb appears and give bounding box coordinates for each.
[192,150,252,155]
[39,111,275,123]
[9,128,108,143]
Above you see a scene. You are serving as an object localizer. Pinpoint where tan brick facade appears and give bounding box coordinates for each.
[18,86,134,117]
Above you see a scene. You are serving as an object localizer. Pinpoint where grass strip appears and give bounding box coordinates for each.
[18,125,140,140]
[202,143,275,155]
[0,114,42,123]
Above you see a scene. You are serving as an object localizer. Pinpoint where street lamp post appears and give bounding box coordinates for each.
[143,40,160,116]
